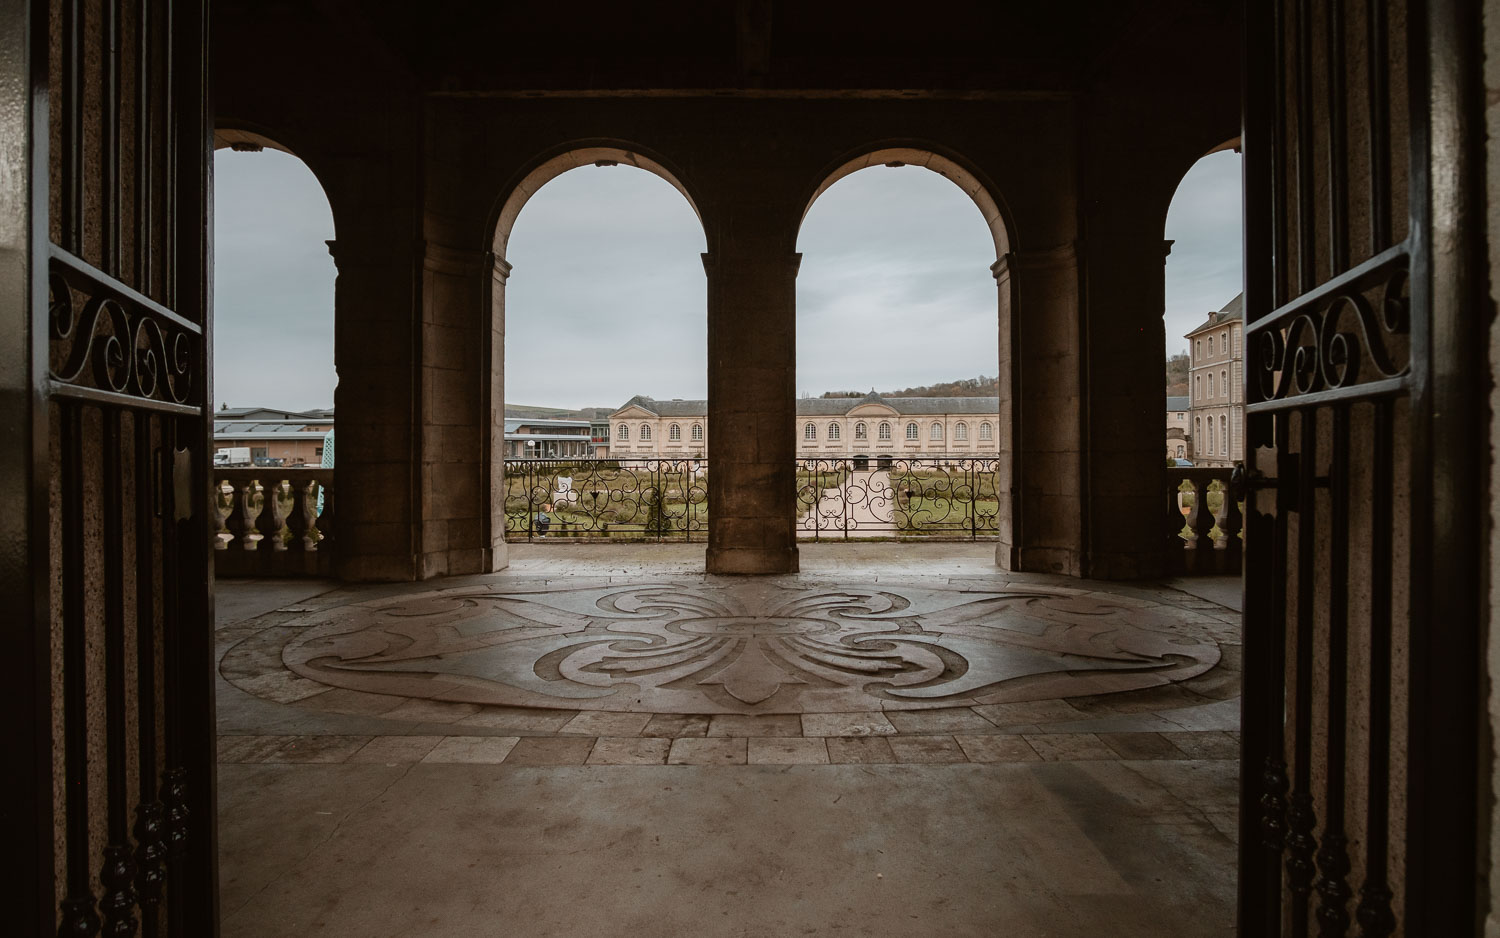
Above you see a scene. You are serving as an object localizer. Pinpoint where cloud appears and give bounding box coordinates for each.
[1164,150,1244,351]
[213,147,1243,415]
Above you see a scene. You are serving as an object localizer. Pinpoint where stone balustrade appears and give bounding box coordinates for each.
[1166,466,1243,576]
[214,468,333,577]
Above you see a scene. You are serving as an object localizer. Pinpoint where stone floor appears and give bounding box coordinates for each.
[216,543,1242,937]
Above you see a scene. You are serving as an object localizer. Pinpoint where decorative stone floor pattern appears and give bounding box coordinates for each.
[217,729,1241,766]
[220,576,1237,723]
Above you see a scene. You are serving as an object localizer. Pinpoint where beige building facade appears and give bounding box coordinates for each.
[1166,395,1190,461]
[610,392,1001,464]
[1184,294,1243,468]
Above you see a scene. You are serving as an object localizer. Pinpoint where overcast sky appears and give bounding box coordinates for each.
[213,147,1242,411]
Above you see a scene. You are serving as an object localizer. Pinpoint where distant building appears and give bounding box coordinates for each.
[213,407,335,466]
[1166,395,1190,461]
[608,391,1001,465]
[503,417,596,459]
[1184,293,1244,468]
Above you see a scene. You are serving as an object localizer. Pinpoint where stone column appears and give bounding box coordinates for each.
[704,247,801,574]
[327,237,420,581]
[418,241,502,578]
[994,244,1085,576]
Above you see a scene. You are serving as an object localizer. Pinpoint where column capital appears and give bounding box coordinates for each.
[421,241,493,277]
[326,238,414,270]
[991,242,1080,280]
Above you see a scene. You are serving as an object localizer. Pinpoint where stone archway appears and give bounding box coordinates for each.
[482,144,710,568]
[797,145,1018,562]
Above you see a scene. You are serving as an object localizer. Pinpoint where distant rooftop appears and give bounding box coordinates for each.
[613,392,1000,418]
[1183,292,1244,338]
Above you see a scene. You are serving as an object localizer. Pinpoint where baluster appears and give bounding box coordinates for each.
[212,477,229,550]
[314,477,334,546]
[1186,477,1215,574]
[224,478,254,550]
[254,478,286,552]
[285,478,316,552]
[1166,475,1187,572]
[1217,470,1244,572]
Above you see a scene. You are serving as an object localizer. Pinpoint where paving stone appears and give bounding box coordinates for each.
[887,735,969,764]
[1023,733,1117,761]
[1100,732,1184,760]
[295,688,409,716]
[667,737,747,765]
[218,735,297,763]
[559,711,653,737]
[456,707,577,732]
[1160,731,1240,760]
[348,735,444,764]
[972,700,1090,727]
[707,714,802,738]
[748,737,830,765]
[586,737,672,765]
[642,713,711,737]
[885,709,996,734]
[953,735,1040,763]
[265,735,373,764]
[382,699,482,724]
[503,736,597,766]
[421,736,521,764]
[800,712,897,737]
[825,736,897,764]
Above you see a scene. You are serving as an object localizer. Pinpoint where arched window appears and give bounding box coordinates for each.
[1195,374,1201,400]
[1221,369,1228,401]
[1208,336,1215,355]
[1207,419,1215,454]
[804,422,817,441]
[617,424,628,441]
[1208,373,1215,398]
[640,424,651,441]
[669,424,681,441]
[1220,415,1228,456]
[1195,416,1202,448]
[1176,444,1185,457]
[691,423,703,441]
[905,422,919,440]
[955,422,968,441]
[828,423,841,440]
[979,422,993,441]
[878,422,892,441]
[854,422,868,440]
[930,422,943,441]
[1221,330,1228,353]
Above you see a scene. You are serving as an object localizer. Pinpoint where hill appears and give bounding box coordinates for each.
[819,376,1000,399]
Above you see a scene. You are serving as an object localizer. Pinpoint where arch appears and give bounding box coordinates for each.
[955,422,968,441]
[930,422,943,441]
[798,145,1014,258]
[905,422,919,440]
[212,124,342,240]
[854,421,868,440]
[669,424,682,441]
[828,422,841,440]
[640,424,652,441]
[489,143,708,258]
[803,422,817,441]
[691,423,704,441]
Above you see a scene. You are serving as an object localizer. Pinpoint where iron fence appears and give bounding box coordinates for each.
[504,458,708,541]
[795,456,1001,540]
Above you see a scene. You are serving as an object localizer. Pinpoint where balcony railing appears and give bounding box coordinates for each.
[1167,465,1243,575]
[214,468,333,577]
[795,456,1001,540]
[503,458,707,541]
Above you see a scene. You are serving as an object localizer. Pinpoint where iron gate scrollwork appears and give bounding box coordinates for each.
[1238,0,1482,934]
[24,0,220,934]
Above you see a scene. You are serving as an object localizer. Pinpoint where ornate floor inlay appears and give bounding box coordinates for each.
[224,580,1225,716]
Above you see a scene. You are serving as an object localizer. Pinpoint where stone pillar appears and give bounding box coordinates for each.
[419,242,502,578]
[994,244,1085,576]
[1077,219,1173,579]
[487,255,512,571]
[327,237,419,581]
[704,246,801,574]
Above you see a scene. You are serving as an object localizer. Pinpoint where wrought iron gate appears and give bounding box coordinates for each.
[6,0,219,933]
[1238,0,1483,934]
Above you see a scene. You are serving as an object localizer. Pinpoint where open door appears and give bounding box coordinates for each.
[3,0,218,933]
[1238,0,1484,934]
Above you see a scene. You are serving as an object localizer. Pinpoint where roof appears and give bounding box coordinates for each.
[1166,396,1190,412]
[214,418,332,440]
[1183,292,1245,338]
[217,406,334,420]
[612,393,1000,419]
